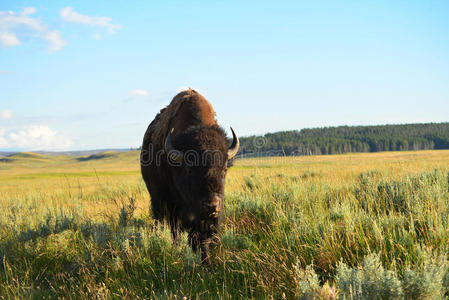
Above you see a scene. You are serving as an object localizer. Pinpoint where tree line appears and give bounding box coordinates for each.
[239,123,449,156]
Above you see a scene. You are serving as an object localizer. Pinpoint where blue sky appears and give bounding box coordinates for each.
[1,0,448,151]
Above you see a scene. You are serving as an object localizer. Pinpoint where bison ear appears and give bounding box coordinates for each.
[165,128,183,162]
[227,127,239,159]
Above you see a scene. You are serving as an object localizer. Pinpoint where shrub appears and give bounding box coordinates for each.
[336,253,403,300]
[402,251,448,299]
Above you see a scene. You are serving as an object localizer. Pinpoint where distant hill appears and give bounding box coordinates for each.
[0,150,140,170]
[239,122,449,156]
[76,151,122,162]
[0,152,16,157]
[0,149,131,157]
[0,152,52,163]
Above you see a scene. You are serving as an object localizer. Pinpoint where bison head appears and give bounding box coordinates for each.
[164,125,239,227]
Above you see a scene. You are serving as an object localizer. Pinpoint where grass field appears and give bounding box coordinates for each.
[1,150,449,299]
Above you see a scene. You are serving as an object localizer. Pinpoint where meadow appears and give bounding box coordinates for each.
[0,150,448,299]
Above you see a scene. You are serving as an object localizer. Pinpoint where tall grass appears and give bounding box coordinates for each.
[0,151,448,298]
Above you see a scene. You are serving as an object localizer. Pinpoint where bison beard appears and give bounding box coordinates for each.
[140,89,239,266]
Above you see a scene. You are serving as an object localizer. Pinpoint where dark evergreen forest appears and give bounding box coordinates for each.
[239,123,449,156]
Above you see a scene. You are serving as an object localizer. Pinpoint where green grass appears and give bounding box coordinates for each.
[0,150,449,299]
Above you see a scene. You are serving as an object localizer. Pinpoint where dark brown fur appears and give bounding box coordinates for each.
[140,89,231,265]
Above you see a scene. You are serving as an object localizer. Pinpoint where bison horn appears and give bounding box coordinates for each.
[165,128,183,162]
[227,127,240,159]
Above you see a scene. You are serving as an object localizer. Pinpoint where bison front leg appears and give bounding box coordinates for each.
[188,231,200,252]
[188,230,211,266]
[200,238,211,266]
[189,218,217,266]
[169,217,181,246]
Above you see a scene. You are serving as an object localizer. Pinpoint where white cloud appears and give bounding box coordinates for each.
[92,33,102,40]
[0,109,12,119]
[0,32,20,46]
[22,7,37,16]
[129,89,149,96]
[7,125,73,150]
[60,7,120,33]
[0,128,8,148]
[0,7,67,51]
[44,31,66,52]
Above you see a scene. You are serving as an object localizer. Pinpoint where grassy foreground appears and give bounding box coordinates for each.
[1,150,449,299]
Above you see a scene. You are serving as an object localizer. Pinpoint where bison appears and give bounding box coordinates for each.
[140,89,239,265]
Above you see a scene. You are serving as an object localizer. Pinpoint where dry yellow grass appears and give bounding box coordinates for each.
[1,149,448,222]
[1,149,449,298]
